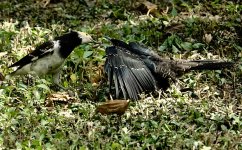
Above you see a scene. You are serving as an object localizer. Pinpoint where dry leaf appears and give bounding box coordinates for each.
[138,1,158,16]
[142,1,157,12]
[204,33,213,43]
[96,100,130,116]
[45,91,77,107]
[165,23,185,34]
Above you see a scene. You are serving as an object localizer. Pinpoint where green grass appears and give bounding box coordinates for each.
[0,0,241,149]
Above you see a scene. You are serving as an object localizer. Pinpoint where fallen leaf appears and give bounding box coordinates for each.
[165,23,185,34]
[204,33,213,43]
[138,1,158,16]
[96,100,130,116]
[45,91,77,107]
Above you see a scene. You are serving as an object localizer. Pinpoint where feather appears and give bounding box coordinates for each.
[105,45,156,100]
[9,41,54,68]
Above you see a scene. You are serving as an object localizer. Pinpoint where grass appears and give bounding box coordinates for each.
[0,0,241,149]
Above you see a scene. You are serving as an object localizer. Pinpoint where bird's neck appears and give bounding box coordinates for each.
[58,40,82,58]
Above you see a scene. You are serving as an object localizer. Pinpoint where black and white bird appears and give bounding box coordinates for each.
[7,30,93,88]
[104,38,234,100]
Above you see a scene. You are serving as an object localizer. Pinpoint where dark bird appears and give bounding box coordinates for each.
[104,38,234,100]
[7,31,93,88]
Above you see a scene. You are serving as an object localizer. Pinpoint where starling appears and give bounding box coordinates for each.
[7,30,93,89]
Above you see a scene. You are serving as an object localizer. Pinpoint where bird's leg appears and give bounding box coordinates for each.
[25,74,35,87]
[157,89,162,100]
[53,71,66,90]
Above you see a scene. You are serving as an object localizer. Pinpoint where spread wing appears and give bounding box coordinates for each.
[9,41,55,68]
[104,46,156,100]
[128,42,161,59]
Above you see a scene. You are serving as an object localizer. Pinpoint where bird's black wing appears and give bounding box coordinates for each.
[108,39,161,59]
[128,42,161,59]
[104,46,156,100]
[9,41,54,68]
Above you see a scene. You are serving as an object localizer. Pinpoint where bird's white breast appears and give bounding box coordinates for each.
[30,40,65,75]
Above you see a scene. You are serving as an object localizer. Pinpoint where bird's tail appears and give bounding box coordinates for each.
[176,60,235,71]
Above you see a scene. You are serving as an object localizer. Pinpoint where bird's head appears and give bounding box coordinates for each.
[76,31,93,44]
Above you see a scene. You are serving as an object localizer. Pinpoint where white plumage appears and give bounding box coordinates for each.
[8,31,93,88]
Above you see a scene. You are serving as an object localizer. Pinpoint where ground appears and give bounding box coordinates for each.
[0,0,242,149]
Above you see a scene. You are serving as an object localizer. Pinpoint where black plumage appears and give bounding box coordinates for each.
[8,31,93,88]
[104,38,234,100]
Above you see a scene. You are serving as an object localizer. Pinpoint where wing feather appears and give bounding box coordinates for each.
[9,41,55,68]
[105,46,156,100]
